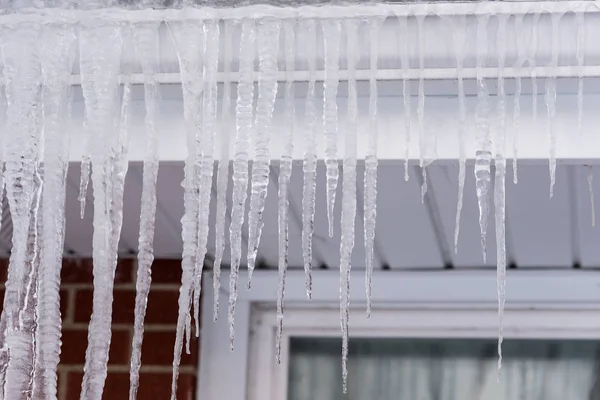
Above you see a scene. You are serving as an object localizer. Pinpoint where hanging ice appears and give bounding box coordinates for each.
[276,20,296,364]
[364,18,382,317]
[247,19,280,286]
[300,19,318,299]
[513,14,525,185]
[546,14,562,199]
[452,15,467,253]
[589,166,595,227]
[529,13,540,123]
[322,18,341,238]
[168,20,204,398]
[495,14,508,378]
[130,21,160,400]
[0,92,4,239]
[213,21,233,321]
[33,24,75,400]
[193,19,219,335]
[474,15,492,263]
[416,15,427,199]
[576,12,585,133]
[340,17,359,395]
[0,23,43,400]
[78,137,91,219]
[79,23,124,400]
[398,15,411,182]
[229,19,255,348]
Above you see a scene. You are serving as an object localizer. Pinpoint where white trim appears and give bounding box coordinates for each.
[241,269,600,306]
[199,269,600,400]
[1,2,597,25]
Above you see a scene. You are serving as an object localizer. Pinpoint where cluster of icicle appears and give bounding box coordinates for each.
[0,3,592,399]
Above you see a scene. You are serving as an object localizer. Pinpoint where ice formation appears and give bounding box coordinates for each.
[0,3,595,399]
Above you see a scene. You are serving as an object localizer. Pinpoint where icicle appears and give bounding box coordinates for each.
[398,15,411,182]
[589,166,595,227]
[78,23,124,400]
[452,15,467,254]
[322,18,341,238]
[416,15,427,198]
[361,18,382,318]
[301,19,317,299]
[168,20,204,399]
[474,15,492,263]
[576,12,585,133]
[341,17,359,395]
[546,14,561,199]
[247,19,280,287]
[495,14,508,379]
[513,14,525,185]
[530,13,540,123]
[0,23,43,400]
[364,18,382,318]
[78,140,90,218]
[213,20,233,321]
[193,19,219,336]
[276,19,296,364]
[228,18,255,348]
[130,21,160,400]
[0,90,4,237]
[32,24,75,400]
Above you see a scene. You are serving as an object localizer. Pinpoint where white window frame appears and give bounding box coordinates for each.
[198,269,600,400]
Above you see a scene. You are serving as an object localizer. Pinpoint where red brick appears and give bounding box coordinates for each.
[60,329,130,365]
[150,259,182,283]
[0,259,8,283]
[60,289,69,321]
[74,289,179,325]
[141,331,197,366]
[66,372,196,400]
[61,259,134,284]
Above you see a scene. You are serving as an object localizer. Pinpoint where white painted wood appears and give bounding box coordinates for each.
[197,273,251,400]
[201,269,600,400]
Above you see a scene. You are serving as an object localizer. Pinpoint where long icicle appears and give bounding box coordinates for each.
[474,15,492,263]
[0,23,43,400]
[301,19,318,299]
[322,18,341,238]
[32,23,75,400]
[213,20,233,321]
[416,14,427,200]
[341,17,359,395]
[276,19,296,364]
[364,17,382,318]
[547,14,562,199]
[168,20,204,399]
[513,14,525,185]
[530,12,540,124]
[229,18,255,348]
[399,15,411,182]
[193,19,219,334]
[452,15,467,253]
[576,12,585,133]
[0,89,5,239]
[495,14,508,379]
[247,18,280,287]
[79,23,124,400]
[130,21,160,400]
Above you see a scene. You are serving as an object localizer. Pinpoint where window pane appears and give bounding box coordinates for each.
[288,337,600,400]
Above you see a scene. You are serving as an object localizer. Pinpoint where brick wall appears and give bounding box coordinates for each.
[0,258,198,400]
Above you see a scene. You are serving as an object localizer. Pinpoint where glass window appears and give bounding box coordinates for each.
[288,337,600,400]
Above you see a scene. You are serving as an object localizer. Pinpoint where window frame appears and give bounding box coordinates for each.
[198,269,600,400]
